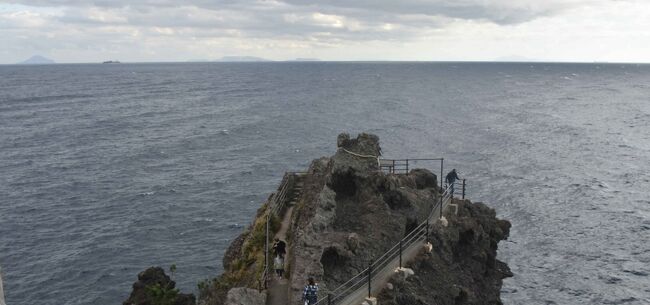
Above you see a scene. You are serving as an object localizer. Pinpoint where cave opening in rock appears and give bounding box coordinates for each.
[330,169,357,197]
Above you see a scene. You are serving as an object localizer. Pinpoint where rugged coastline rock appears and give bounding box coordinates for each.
[377,200,512,305]
[123,267,195,305]
[198,132,512,305]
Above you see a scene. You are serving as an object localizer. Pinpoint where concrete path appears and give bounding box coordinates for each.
[265,205,295,305]
[332,196,450,305]
[338,235,427,305]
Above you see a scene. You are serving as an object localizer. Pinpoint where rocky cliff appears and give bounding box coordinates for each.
[377,199,512,305]
[195,132,512,305]
[123,267,196,305]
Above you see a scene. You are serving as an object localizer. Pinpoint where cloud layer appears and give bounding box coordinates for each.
[1,0,649,63]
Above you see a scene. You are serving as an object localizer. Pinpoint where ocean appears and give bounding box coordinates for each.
[0,62,648,305]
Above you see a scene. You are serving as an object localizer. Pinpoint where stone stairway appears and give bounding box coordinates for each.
[288,175,304,208]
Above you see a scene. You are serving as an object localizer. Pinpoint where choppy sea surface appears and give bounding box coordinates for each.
[0,62,649,305]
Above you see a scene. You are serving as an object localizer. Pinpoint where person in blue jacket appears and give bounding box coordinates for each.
[302,277,319,305]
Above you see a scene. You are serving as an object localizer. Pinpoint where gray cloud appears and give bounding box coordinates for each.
[4,0,639,63]
[6,0,600,26]
[278,0,591,24]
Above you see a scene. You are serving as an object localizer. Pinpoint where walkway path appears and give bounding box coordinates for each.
[337,201,444,305]
[315,188,454,305]
[266,176,304,305]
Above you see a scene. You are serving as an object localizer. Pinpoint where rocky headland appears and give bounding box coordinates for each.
[124,132,512,305]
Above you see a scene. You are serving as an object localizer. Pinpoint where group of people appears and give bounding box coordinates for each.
[271,238,319,305]
[272,238,286,279]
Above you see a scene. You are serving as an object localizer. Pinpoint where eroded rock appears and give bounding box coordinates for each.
[123,267,195,305]
[225,287,266,305]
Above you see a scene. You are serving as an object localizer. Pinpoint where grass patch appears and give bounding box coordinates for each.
[198,202,283,304]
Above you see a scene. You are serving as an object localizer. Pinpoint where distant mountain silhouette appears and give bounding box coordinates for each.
[19,55,56,65]
[287,58,321,62]
[216,56,271,62]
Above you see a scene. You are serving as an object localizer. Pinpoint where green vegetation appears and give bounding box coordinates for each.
[146,283,179,305]
[145,265,180,305]
[197,203,281,304]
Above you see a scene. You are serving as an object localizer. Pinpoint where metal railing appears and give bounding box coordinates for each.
[445,179,466,199]
[259,172,307,290]
[379,158,445,189]
[314,182,459,305]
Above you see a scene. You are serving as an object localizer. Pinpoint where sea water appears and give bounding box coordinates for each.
[1,62,648,305]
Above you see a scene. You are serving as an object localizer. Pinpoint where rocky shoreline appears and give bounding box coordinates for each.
[123,133,512,305]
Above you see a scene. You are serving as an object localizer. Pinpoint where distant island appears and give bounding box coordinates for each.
[216,56,271,62]
[18,55,55,65]
[102,60,121,64]
[186,57,321,63]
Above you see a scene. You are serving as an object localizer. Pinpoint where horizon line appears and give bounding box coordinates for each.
[3,59,650,65]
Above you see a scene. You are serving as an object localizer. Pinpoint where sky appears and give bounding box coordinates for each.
[0,0,649,63]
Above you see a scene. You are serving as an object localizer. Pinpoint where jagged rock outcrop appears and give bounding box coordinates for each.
[377,199,512,305]
[199,132,511,305]
[287,133,446,304]
[123,267,195,305]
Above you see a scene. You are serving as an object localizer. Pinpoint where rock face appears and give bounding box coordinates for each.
[123,267,196,305]
[287,133,511,305]
[225,287,266,305]
[288,133,450,304]
[201,132,511,305]
[377,200,512,305]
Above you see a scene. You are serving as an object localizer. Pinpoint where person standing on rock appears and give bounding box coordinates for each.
[302,277,319,305]
[274,254,284,279]
[272,238,286,258]
[445,169,461,197]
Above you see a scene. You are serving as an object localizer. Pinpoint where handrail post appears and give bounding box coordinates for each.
[399,239,403,268]
[426,218,429,242]
[392,160,395,174]
[440,158,444,190]
[405,159,409,174]
[368,260,373,298]
[462,179,466,199]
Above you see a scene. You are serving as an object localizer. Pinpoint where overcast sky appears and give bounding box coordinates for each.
[1,0,649,63]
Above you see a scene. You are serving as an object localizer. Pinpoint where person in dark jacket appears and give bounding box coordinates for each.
[445,169,460,196]
[302,277,319,305]
[272,238,286,258]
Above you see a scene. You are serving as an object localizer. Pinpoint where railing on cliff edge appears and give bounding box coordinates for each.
[313,179,464,305]
[255,154,466,301]
[259,171,307,290]
[379,158,445,190]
